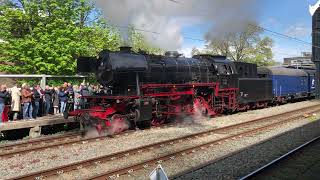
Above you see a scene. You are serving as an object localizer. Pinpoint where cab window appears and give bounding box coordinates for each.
[218,64,232,75]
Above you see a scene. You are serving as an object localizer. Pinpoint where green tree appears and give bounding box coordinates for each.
[204,23,276,66]
[245,37,276,66]
[191,47,200,56]
[0,0,121,75]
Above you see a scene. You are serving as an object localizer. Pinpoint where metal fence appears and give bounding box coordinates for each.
[0,74,87,89]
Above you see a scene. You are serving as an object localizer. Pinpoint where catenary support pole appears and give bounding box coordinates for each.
[311,6,320,99]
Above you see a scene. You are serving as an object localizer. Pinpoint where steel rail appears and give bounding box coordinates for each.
[0,124,177,158]
[0,131,81,149]
[2,104,319,159]
[0,130,136,158]
[10,105,320,180]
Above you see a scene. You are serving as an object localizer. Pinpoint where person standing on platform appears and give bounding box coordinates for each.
[32,85,41,119]
[53,86,60,115]
[80,83,90,108]
[21,83,34,120]
[67,83,73,92]
[44,85,53,115]
[3,85,11,122]
[59,87,68,116]
[73,85,81,110]
[0,85,9,124]
[11,84,21,121]
[67,83,74,112]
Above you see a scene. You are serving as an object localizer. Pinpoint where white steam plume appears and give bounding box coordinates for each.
[94,0,259,50]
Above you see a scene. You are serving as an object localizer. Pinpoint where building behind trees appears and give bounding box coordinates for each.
[283,52,314,69]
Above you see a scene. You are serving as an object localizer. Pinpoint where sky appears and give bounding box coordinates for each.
[6,0,317,63]
[179,0,317,62]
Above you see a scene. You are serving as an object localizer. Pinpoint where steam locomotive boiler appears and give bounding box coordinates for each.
[79,47,238,93]
[71,47,271,135]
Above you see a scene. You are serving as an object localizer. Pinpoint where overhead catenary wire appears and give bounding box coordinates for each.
[167,0,317,50]
[111,25,206,42]
[249,24,315,47]
[168,0,180,4]
[272,51,302,57]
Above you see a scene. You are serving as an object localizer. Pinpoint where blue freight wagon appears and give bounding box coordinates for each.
[258,67,309,100]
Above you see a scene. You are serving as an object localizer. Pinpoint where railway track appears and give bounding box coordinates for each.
[239,136,320,180]
[0,131,83,157]
[0,123,177,158]
[1,104,320,159]
[10,104,320,180]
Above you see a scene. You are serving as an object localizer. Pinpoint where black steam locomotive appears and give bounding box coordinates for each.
[71,47,313,134]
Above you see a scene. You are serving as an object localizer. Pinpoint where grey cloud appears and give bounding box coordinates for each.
[95,0,259,50]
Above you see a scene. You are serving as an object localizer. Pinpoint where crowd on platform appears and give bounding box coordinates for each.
[0,82,103,124]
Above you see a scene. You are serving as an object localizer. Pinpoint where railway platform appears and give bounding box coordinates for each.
[240,136,320,180]
[0,116,77,138]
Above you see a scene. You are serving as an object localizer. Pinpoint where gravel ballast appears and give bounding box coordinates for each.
[174,116,320,179]
[0,100,319,179]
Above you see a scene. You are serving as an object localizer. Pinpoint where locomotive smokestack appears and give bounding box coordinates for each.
[120,46,132,53]
[165,51,181,58]
[120,29,132,48]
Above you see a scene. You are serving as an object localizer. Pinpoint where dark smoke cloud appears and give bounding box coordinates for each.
[94,0,259,50]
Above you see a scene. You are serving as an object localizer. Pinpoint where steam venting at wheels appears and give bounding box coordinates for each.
[79,113,130,137]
